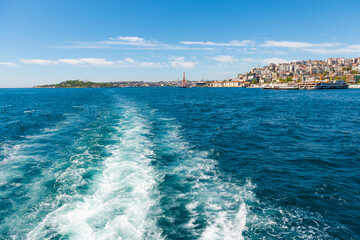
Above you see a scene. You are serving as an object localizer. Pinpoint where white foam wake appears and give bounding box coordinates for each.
[154,119,332,239]
[27,105,163,239]
[0,112,94,238]
[153,122,256,240]
[0,113,82,190]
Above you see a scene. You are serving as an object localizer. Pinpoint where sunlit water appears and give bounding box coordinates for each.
[0,88,359,239]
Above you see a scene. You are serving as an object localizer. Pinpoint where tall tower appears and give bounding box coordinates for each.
[180,72,188,88]
[182,72,186,88]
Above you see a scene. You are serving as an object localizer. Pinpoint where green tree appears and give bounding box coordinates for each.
[285,76,293,82]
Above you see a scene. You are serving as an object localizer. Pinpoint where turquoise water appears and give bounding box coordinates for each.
[0,88,359,239]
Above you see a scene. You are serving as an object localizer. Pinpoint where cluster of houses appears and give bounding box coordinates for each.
[206,57,360,87]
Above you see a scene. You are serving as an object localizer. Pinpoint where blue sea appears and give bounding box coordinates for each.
[0,88,359,239]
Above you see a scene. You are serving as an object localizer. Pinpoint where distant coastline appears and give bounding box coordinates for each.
[34,80,133,88]
[34,57,360,89]
[33,80,200,88]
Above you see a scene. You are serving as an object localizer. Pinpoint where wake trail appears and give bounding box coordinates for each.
[151,119,257,240]
[27,103,163,239]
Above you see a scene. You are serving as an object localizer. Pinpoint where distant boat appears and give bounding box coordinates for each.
[179,72,189,88]
[297,80,349,90]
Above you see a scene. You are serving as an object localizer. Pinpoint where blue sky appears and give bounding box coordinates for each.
[0,0,360,87]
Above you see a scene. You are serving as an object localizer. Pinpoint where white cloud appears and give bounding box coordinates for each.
[241,58,258,63]
[17,57,180,69]
[262,58,291,64]
[0,62,17,67]
[261,40,341,48]
[181,40,254,47]
[20,59,58,65]
[242,57,295,65]
[102,36,214,50]
[169,57,198,69]
[111,36,145,42]
[213,55,238,63]
[102,36,157,47]
[140,62,165,68]
[54,36,354,57]
[57,59,83,65]
[55,36,216,51]
[105,36,254,49]
[77,58,114,66]
[304,44,360,54]
[125,57,136,63]
[30,58,114,66]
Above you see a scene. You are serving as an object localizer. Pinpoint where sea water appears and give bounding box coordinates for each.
[0,88,359,239]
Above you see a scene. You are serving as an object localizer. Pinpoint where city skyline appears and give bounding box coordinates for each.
[1,0,360,87]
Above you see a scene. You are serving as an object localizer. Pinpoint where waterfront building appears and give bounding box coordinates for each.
[208,81,250,87]
[355,74,360,83]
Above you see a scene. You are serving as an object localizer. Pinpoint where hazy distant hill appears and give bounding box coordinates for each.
[34,80,124,88]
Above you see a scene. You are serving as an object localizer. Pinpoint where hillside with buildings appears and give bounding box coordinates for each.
[233,57,360,84]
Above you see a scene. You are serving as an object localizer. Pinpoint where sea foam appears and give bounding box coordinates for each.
[151,119,257,239]
[27,104,163,239]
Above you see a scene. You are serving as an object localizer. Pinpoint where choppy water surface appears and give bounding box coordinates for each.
[0,88,359,239]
